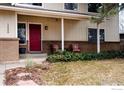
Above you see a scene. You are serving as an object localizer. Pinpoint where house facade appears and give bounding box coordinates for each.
[0,3,120,61]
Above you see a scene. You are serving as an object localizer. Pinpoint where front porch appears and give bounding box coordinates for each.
[0,9,89,62]
[18,14,83,54]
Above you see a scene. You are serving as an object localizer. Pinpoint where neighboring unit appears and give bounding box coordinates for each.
[0,3,120,61]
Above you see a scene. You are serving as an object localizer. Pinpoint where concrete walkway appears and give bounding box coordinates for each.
[0,57,47,86]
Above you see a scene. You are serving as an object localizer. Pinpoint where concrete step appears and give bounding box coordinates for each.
[20,53,47,59]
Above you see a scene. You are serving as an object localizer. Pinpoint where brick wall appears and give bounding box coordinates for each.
[0,39,120,62]
[42,41,120,53]
[120,39,124,51]
[0,38,19,62]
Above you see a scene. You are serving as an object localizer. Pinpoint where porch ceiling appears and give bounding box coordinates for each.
[0,5,91,20]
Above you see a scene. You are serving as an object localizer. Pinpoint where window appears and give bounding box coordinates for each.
[88,28,105,43]
[88,3,101,13]
[64,3,78,10]
[32,3,42,6]
[15,3,42,7]
[120,34,124,39]
[18,23,26,44]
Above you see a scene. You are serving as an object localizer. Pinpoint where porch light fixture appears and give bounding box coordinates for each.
[45,26,48,30]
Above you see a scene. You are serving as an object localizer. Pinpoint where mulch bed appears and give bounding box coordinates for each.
[4,62,50,85]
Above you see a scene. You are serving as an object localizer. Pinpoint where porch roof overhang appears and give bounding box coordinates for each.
[0,5,93,20]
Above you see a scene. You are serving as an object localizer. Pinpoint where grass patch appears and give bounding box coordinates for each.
[42,59,124,85]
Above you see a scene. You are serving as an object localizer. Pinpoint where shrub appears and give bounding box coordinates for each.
[46,50,124,62]
[25,58,36,69]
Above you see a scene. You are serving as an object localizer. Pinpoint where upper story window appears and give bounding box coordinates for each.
[14,3,43,8]
[88,3,101,13]
[64,3,78,10]
[32,3,42,6]
[25,3,42,6]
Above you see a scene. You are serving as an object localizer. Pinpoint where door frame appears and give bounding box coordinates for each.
[28,22,43,52]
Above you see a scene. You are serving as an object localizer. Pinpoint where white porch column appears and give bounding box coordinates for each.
[61,18,64,51]
[97,25,100,53]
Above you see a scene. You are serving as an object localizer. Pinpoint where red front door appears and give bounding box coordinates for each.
[29,24,41,52]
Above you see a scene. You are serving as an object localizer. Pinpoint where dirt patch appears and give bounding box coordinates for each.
[4,62,50,85]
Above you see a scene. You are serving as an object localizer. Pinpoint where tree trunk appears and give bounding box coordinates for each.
[97,24,100,53]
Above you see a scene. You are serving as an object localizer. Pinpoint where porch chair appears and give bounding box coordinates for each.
[71,43,81,52]
[51,44,59,53]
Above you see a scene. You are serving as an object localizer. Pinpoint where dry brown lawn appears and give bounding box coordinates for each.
[41,59,124,85]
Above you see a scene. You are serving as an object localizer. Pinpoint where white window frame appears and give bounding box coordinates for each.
[12,3,44,9]
[88,28,105,43]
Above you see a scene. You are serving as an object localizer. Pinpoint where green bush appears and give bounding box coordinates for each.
[46,50,124,62]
